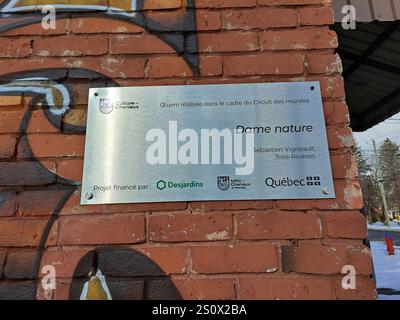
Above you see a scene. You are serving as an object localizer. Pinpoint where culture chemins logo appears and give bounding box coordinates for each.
[99,98,114,114]
[99,99,140,114]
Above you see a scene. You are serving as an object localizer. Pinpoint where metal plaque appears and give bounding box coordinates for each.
[81,82,335,205]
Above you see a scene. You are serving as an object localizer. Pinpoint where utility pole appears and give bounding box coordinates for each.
[373,140,391,227]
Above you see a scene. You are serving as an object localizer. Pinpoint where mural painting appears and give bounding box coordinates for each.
[0,0,200,299]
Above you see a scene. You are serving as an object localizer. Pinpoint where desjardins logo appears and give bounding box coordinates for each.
[157,180,204,190]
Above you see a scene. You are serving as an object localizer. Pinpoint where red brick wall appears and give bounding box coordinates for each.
[0,0,376,300]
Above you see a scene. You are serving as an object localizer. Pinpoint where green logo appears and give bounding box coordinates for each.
[157,180,167,190]
[156,180,204,190]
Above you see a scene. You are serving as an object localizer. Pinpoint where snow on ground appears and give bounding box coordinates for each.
[368,221,400,231]
[378,295,400,300]
[370,241,400,300]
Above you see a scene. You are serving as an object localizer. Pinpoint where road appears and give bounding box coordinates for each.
[368,229,400,298]
[368,228,400,246]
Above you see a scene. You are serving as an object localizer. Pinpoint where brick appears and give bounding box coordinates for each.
[33,35,108,57]
[27,110,61,133]
[224,8,298,29]
[224,53,304,76]
[148,55,223,78]
[282,244,373,275]
[56,159,83,182]
[277,179,363,211]
[199,55,223,76]
[106,278,145,300]
[0,58,67,79]
[0,38,31,58]
[0,56,143,80]
[173,278,236,300]
[330,154,358,179]
[299,6,334,26]
[333,276,376,300]
[0,190,16,217]
[276,199,314,211]
[148,212,232,242]
[0,96,22,107]
[260,0,327,6]
[60,188,188,216]
[0,161,56,186]
[146,278,182,300]
[66,56,145,79]
[141,0,182,9]
[308,53,343,74]
[323,211,367,239]
[0,253,5,277]
[51,278,74,300]
[110,34,183,54]
[40,249,93,278]
[70,17,144,34]
[144,11,196,32]
[16,189,72,217]
[236,211,322,240]
[310,76,345,98]
[0,281,36,300]
[62,108,87,128]
[191,245,278,274]
[239,277,334,300]
[343,179,364,210]
[137,247,188,275]
[0,111,25,133]
[96,247,187,277]
[4,251,37,279]
[190,200,274,211]
[192,0,257,8]
[196,10,222,30]
[60,214,145,245]
[0,19,68,36]
[323,101,350,125]
[327,127,354,150]
[148,56,193,78]
[188,32,258,53]
[0,219,57,247]
[0,134,17,159]
[312,179,363,210]
[260,29,338,50]
[106,201,188,213]
[18,134,85,158]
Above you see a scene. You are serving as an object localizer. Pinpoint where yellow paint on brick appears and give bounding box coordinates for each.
[0,95,22,106]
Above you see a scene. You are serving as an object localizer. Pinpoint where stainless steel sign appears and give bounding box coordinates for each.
[81,82,335,205]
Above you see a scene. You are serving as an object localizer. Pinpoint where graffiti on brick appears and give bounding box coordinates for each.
[0,0,199,72]
[0,68,183,300]
[0,0,199,300]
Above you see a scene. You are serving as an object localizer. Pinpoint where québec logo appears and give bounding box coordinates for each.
[306,176,321,186]
[99,98,114,114]
[265,176,321,189]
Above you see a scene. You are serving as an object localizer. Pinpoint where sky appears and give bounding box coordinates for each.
[353,112,400,159]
